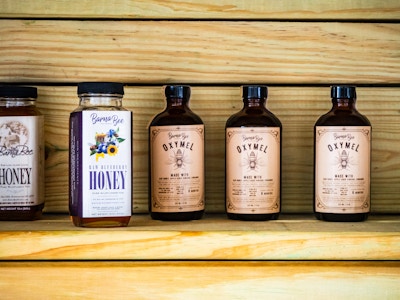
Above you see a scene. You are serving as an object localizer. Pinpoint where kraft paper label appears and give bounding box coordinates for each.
[226,127,280,214]
[150,125,205,212]
[315,126,371,213]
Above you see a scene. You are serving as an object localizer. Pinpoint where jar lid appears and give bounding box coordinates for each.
[0,86,37,99]
[242,85,268,99]
[331,85,356,99]
[165,85,191,99]
[77,82,124,95]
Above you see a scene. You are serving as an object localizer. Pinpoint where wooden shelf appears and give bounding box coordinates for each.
[1,1,399,297]
[1,214,399,261]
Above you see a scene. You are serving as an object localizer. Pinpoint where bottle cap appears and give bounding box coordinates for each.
[165,85,191,99]
[0,86,37,99]
[77,82,124,95]
[331,85,356,99]
[242,85,268,99]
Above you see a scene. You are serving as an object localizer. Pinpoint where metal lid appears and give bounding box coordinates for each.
[0,86,37,99]
[77,82,124,95]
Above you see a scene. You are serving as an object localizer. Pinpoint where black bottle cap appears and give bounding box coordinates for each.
[0,86,37,99]
[242,85,268,99]
[331,85,356,99]
[165,85,191,99]
[77,82,124,95]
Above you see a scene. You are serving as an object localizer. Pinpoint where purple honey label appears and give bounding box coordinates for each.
[69,111,132,218]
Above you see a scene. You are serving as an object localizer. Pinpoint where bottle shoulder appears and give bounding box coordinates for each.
[315,109,371,127]
[150,108,203,126]
[226,108,282,128]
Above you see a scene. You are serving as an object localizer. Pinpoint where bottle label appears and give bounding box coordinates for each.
[69,111,132,218]
[315,126,371,213]
[226,127,280,214]
[0,116,44,209]
[150,125,205,212]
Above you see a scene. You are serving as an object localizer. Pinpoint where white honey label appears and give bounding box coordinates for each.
[0,116,44,209]
[226,127,280,214]
[70,111,132,218]
[315,126,371,213]
[150,125,205,212]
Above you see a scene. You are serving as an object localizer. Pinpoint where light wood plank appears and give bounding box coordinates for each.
[2,213,400,232]
[0,261,399,299]
[34,86,400,214]
[0,214,399,261]
[1,20,400,84]
[1,0,399,20]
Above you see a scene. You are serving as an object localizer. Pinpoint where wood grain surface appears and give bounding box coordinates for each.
[1,0,400,20]
[1,214,399,261]
[0,261,399,299]
[0,20,399,84]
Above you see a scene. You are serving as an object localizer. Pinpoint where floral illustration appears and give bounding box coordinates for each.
[89,128,125,162]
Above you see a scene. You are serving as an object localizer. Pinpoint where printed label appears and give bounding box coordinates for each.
[0,116,44,208]
[150,125,205,212]
[315,126,371,213]
[70,111,132,218]
[226,127,280,214]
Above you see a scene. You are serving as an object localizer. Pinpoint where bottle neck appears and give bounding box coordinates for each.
[332,98,356,110]
[243,98,265,108]
[166,97,188,107]
[0,98,36,107]
[79,94,123,107]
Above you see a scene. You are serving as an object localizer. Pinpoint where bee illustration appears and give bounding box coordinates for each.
[248,151,257,170]
[340,150,348,169]
[335,150,351,170]
[175,149,184,168]
[168,149,191,169]
[242,151,261,171]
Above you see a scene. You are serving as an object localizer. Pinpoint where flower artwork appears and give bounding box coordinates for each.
[89,128,125,162]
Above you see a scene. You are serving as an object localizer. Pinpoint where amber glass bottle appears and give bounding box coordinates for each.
[314,86,371,222]
[0,86,44,220]
[225,85,281,221]
[149,85,205,221]
[69,82,132,227]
